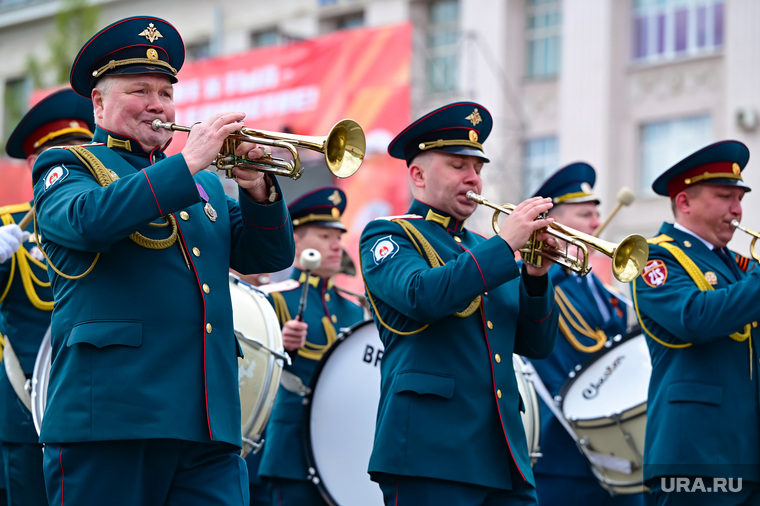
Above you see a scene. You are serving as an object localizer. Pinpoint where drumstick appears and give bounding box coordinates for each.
[297,249,321,321]
[17,207,35,230]
[593,187,635,237]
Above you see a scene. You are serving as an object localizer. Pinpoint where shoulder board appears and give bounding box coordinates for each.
[0,202,32,216]
[257,279,300,294]
[648,234,673,245]
[374,214,422,222]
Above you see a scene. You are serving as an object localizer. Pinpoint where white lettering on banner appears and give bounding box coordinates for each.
[225,66,280,96]
[174,79,201,104]
[181,86,321,125]
[203,76,223,100]
[660,477,743,493]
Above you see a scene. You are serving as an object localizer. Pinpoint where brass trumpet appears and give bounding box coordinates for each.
[466,191,649,283]
[731,219,760,261]
[152,118,366,180]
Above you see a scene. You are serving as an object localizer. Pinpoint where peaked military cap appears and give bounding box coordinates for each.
[533,162,600,205]
[289,186,347,231]
[5,88,95,159]
[652,140,751,197]
[388,102,492,165]
[70,15,185,97]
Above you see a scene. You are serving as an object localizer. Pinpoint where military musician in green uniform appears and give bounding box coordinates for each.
[360,102,559,505]
[258,186,365,505]
[31,16,294,506]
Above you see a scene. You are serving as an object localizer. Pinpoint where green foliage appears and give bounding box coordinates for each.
[27,0,100,88]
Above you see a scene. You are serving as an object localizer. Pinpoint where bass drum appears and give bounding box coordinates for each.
[303,321,541,506]
[557,328,650,494]
[30,274,286,458]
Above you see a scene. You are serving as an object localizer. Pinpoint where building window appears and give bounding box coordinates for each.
[251,28,281,48]
[526,0,561,79]
[335,12,364,30]
[523,136,559,198]
[639,115,712,194]
[185,40,213,60]
[633,0,724,63]
[426,0,460,94]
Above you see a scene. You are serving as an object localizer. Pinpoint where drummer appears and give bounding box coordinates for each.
[257,186,364,506]
[0,88,95,506]
[529,163,644,505]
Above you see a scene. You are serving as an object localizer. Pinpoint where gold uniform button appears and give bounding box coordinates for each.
[754,321,758,328]
[180,211,189,221]
[497,389,502,398]
[487,321,493,329]
[325,293,331,302]
[202,284,210,294]
[454,236,461,243]
[495,354,501,363]
[192,247,201,257]
[206,323,212,333]
[331,315,338,323]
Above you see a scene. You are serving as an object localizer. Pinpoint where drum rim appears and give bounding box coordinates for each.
[557,325,645,412]
[231,274,286,442]
[301,319,376,506]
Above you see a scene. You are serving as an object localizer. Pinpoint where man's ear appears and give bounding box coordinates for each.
[409,163,425,189]
[92,88,104,123]
[674,191,690,215]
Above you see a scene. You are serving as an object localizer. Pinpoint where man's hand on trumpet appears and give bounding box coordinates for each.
[496,196,557,277]
[180,111,273,202]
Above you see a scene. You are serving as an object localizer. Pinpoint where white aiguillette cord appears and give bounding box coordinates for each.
[521,358,633,474]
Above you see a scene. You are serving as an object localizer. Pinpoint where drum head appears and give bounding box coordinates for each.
[513,354,540,463]
[304,320,384,506]
[230,274,285,455]
[30,325,51,436]
[560,329,651,423]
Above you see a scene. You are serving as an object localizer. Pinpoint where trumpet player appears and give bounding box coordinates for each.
[634,140,760,505]
[360,102,559,505]
[31,15,294,506]
[528,163,644,506]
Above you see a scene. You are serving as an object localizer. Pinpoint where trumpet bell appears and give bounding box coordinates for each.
[323,119,365,178]
[610,234,649,283]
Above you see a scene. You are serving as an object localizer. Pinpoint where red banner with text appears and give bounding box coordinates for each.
[171,23,412,292]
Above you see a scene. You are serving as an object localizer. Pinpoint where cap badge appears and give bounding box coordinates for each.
[139,23,163,43]
[69,120,80,128]
[466,109,482,126]
[331,208,340,219]
[581,182,592,194]
[733,162,741,175]
[146,48,159,61]
[327,190,342,206]
[469,130,479,143]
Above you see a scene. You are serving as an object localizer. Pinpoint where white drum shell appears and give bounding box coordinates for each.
[558,331,651,494]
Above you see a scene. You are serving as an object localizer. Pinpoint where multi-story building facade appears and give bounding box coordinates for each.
[2,0,759,278]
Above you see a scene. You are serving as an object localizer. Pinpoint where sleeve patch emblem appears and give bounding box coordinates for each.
[704,271,718,285]
[43,165,69,190]
[371,236,399,264]
[642,259,668,287]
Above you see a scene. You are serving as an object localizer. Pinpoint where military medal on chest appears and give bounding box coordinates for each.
[197,183,217,222]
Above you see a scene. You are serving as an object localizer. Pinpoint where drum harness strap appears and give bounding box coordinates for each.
[360,218,482,336]
[521,359,636,475]
[633,234,754,378]
[33,146,182,280]
[0,206,52,412]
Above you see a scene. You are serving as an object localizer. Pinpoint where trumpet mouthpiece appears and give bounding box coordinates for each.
[152,119,167,131]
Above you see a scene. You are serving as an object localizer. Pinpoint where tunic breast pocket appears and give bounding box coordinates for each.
[393,371,455,399]
[67,320,143,349]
